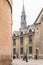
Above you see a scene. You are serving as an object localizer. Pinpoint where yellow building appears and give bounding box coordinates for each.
[13,4,43,59]
[0,0,12,65]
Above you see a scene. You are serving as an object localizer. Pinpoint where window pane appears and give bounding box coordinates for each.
[13,48,16,54]
[13,39,16,46]
[29,35,32,42]
[20,47,23,54]
[29,46,32,54]
[20,37,23,43]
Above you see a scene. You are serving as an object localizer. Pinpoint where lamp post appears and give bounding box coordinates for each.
[26,45,28,62]
[26,45,28,54]
[35,49,39,59]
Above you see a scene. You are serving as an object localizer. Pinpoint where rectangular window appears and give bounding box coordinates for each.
[13,39,16,46]
[29,35,32,42]
[20,47,23,54]
[29,46,32,54]
[20,37,23,44]
[13,48,16,54]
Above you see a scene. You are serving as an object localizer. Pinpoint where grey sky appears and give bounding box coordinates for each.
[12,0,43,32]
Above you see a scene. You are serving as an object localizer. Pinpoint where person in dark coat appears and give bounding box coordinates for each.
[25,54,28,62]
[23,53,28,62]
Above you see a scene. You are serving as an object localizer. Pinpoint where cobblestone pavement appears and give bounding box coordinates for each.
[12,58,43,65]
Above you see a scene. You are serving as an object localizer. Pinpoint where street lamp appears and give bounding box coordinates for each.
[26,45,28,54]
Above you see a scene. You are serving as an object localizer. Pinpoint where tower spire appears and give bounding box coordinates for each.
[21,0,27,28]
[23,0,24,9]
[23,0,24,5]
[23,0,25,11]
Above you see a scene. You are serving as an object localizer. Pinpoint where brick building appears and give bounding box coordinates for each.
[0,0,12,65]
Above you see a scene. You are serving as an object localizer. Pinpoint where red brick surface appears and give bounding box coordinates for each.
[0,0,12,56]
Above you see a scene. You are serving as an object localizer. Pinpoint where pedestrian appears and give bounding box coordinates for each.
[25,54,28,62]
[23,53,28,62]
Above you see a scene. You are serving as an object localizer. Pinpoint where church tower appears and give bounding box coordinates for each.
[21,1,27,28]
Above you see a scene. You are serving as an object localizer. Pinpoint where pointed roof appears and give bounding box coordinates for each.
[23,0,25,10]
[23,4,25,11]
[22,0,25,13]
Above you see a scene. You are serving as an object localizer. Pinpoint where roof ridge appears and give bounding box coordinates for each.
[34,8,43,24]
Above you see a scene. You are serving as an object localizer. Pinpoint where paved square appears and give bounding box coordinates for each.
[12,58,43,65]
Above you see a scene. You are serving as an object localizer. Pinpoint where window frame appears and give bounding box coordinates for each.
[20,47,23,54]
[20,37,23,44]
[29,35,32,42]
[13,48,16,54]
[13,39,16,46]
[29,46,32,54]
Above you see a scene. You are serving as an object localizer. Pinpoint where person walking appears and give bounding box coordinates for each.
[23,53,28,62]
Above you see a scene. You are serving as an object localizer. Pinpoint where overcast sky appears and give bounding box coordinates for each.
[12,0,43,32]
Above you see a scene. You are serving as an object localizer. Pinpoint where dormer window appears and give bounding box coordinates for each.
[14,34,16,36]
[21,32,23,35]
[29,29,32,32]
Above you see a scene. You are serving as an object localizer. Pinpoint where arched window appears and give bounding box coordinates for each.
[21,32,23,35]
[14,34,16,36]
[29,29,32,32]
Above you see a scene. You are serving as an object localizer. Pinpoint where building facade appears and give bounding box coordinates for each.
[13,4,43,59]
[0,0,12,64]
